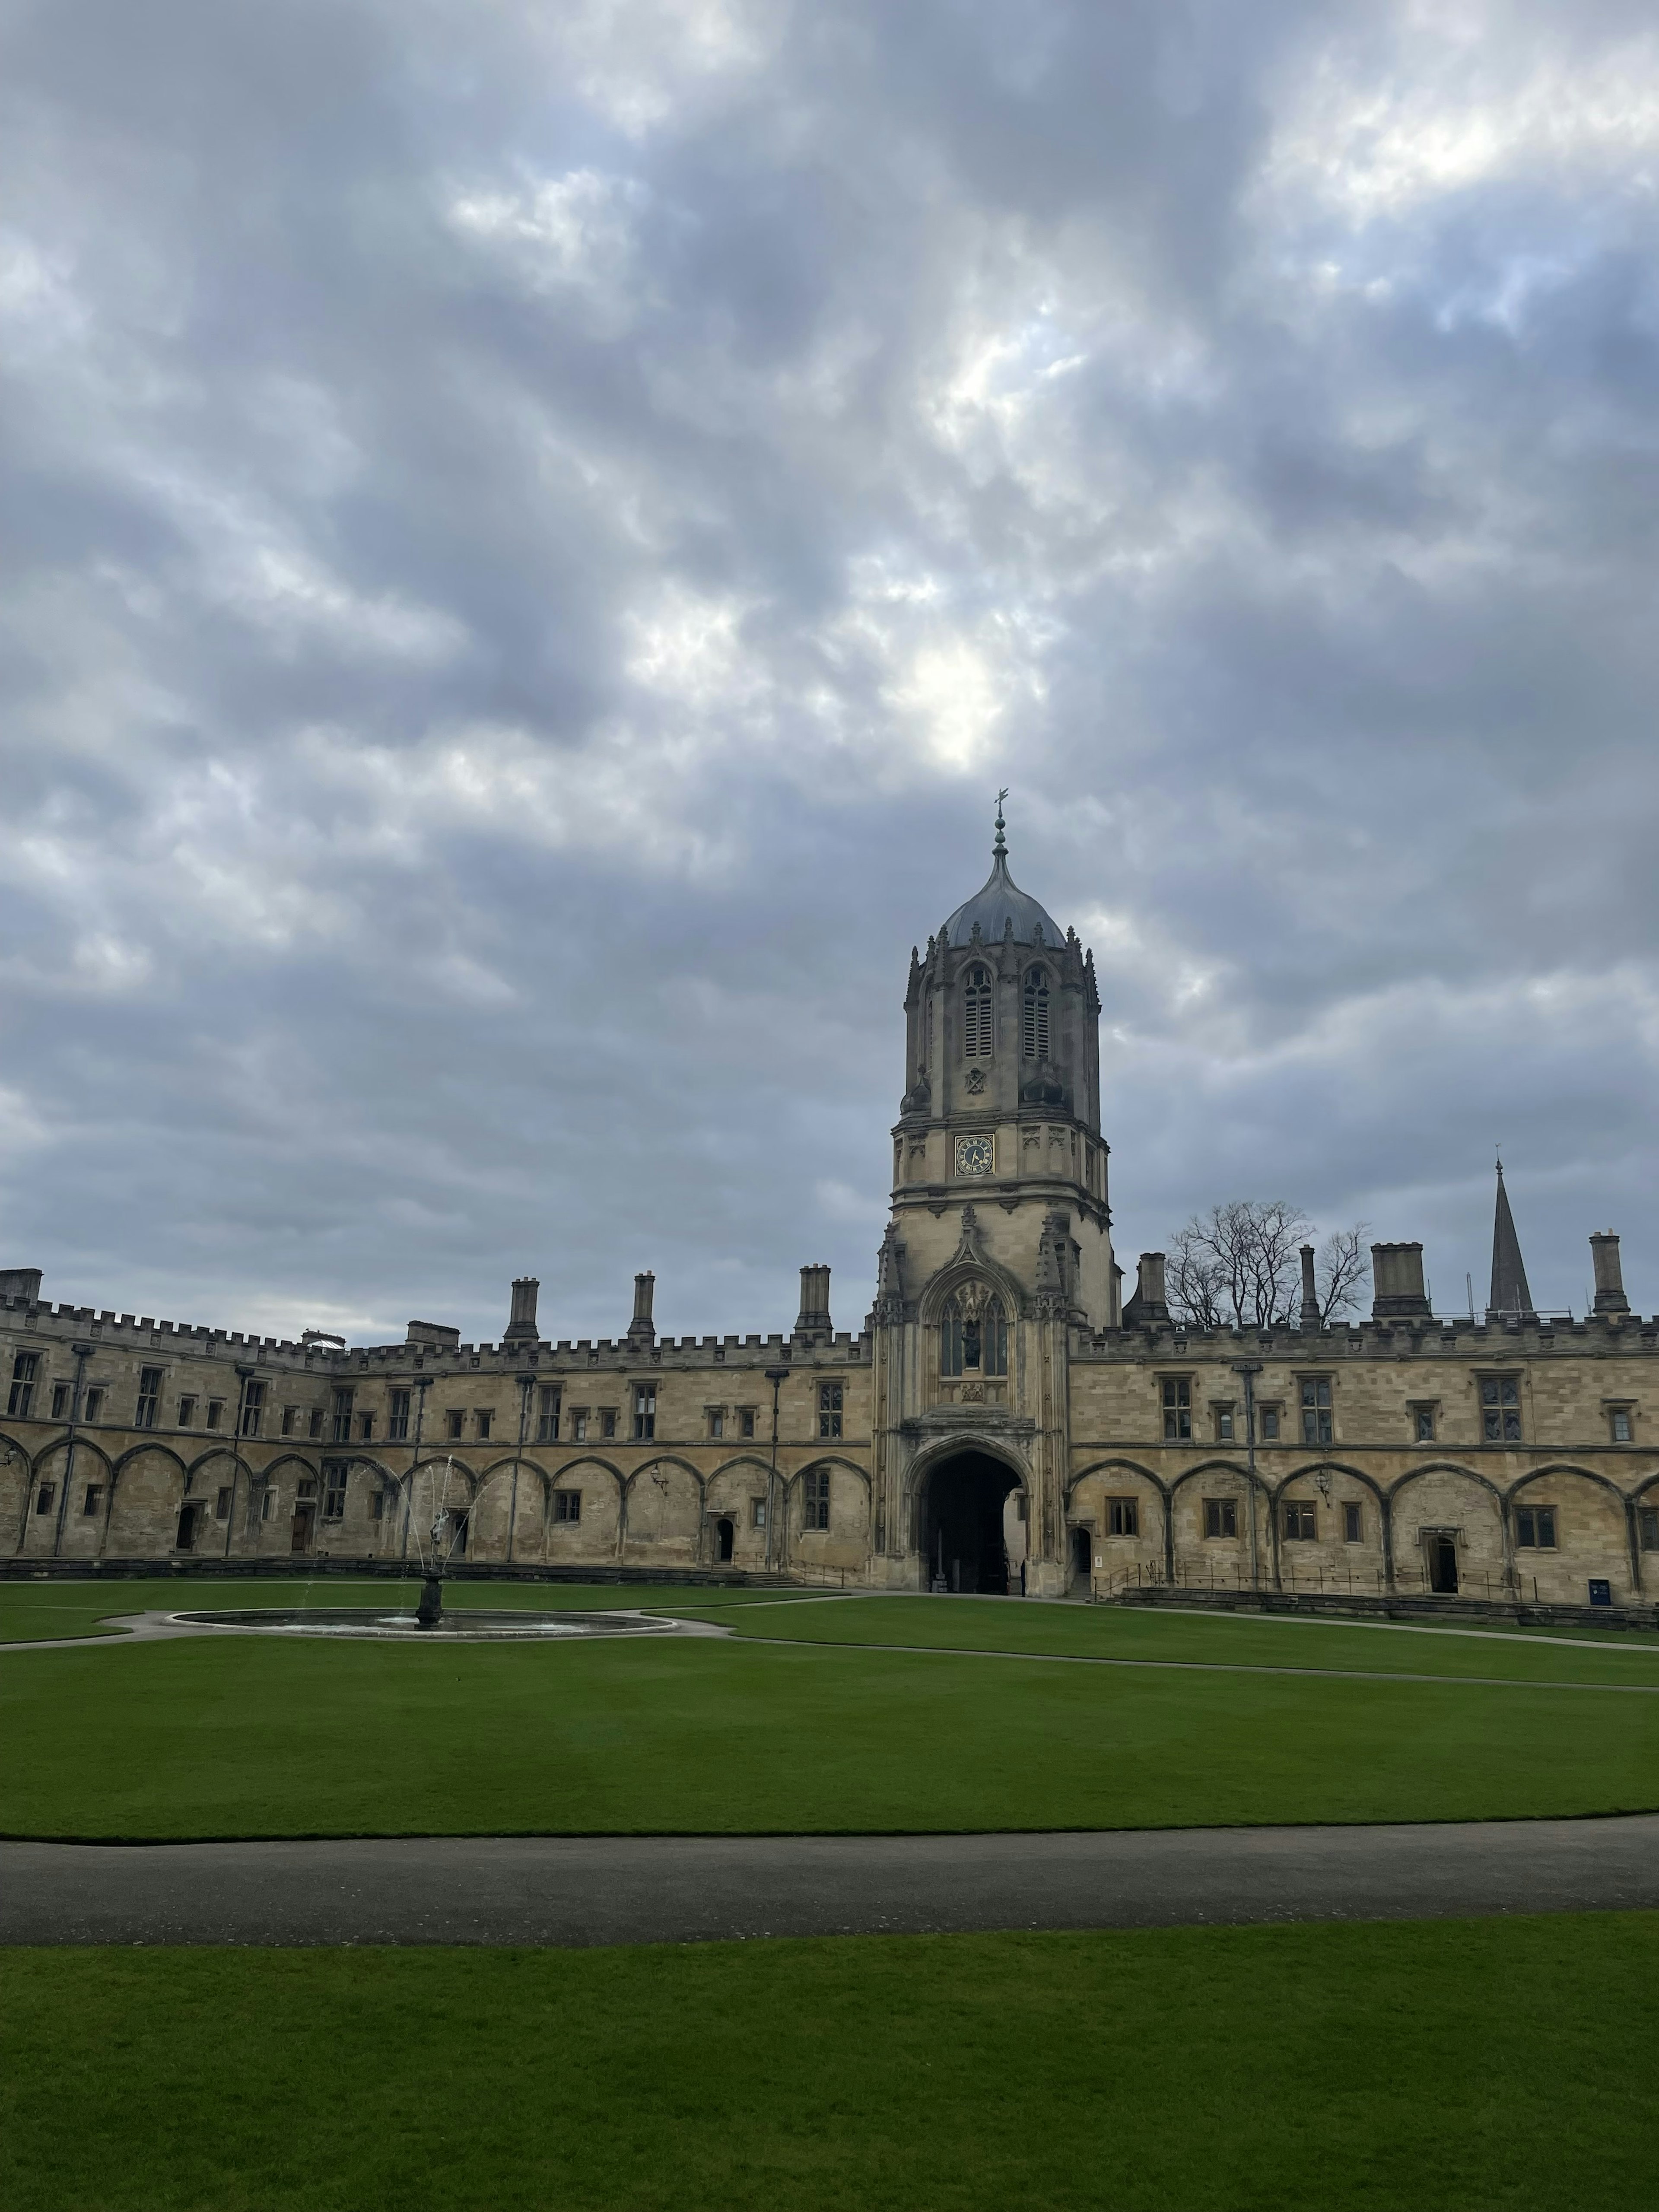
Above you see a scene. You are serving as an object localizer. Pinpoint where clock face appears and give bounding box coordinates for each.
[956,1134,994,1179]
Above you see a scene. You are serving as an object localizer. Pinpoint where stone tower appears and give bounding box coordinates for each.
[869,805,1115,1597]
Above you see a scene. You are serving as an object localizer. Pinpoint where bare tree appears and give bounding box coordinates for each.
[1166,1226,1227,1330]
[1167,1203,1371,1328]
[1315,1224,1369,1321]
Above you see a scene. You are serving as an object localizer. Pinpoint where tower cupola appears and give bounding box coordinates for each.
[942,803,1065,949]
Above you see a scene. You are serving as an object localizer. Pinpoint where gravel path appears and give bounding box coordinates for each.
[5,1815,1657,1947]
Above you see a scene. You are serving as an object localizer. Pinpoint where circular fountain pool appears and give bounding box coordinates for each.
[172,1607,710,1642]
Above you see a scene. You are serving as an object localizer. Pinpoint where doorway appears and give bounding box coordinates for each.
[716,1516,735,1564]
[175,1503,202,1553]
[1427,1535,1459,1594]
[1071,1526,1092,1588]
[919,1451,1021,1594]
[290,1501,315,1555]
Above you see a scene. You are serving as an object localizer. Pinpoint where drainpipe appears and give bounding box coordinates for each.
[1626,1493,1644,1598]
[764,1366,790,1572]
[507,1373,534,1566]
[225,1365,254,1558]
[50,1344,96,1559]
[1233,1361,1262,1595]
[1380,1488,1396,1595]
[399,1374,431,1564]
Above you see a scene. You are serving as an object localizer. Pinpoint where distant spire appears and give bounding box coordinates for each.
[1487,1158,1535,1321]
[994,787,1008,855]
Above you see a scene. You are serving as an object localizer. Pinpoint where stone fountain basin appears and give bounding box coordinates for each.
[171,1608,715,1642]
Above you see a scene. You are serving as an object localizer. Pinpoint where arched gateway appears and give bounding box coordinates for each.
[918,1447,1027,1595]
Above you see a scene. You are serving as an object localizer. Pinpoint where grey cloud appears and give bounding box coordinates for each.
[3,0,1659,1340]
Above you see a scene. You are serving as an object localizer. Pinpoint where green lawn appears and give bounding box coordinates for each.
[4,1916,1656,2211]
[699,1591,1659,1684]
[7,1628,1659,1838]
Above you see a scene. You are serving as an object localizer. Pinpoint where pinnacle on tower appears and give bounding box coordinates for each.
[1487,1160,1535,1322]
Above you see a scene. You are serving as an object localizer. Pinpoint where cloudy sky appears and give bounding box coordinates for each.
[3,0,1658,1345]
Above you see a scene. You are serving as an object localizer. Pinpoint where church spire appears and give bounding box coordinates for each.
[1487,1158,1535,1321]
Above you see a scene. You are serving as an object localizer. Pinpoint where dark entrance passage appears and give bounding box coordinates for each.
[1071,1526,1092,1587]
[290,1502,315,1555]
[716,1516,735,1563]
[1427,1536,1459,1594]
[920,1451,1021,1595]
[175,1503,201,1553]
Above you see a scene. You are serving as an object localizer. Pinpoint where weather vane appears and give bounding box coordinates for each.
[994,787,1008,851]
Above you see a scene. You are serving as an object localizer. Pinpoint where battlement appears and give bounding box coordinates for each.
[0,1291,870,1373]
[343,1329,870,1371]
[1074,1310,1659,1360]
[0,1294,342,1367]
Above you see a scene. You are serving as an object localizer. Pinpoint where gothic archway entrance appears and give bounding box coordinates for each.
[919,1449,1024,1595]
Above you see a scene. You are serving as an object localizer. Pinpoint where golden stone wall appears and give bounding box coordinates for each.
[6,1290,1658,1609]
[0,1297,875,1582]
[1066,1316,1659,1606]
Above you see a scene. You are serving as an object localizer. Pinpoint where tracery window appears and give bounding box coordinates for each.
[7,1352,37,1418]
[963,965,993,1059]
[1022,967,1050,1059]
[803,1467,831,1531]
[941,1286,1008,1377]
[1480,1376,1521,1443]
[1300,1378,1333,1445]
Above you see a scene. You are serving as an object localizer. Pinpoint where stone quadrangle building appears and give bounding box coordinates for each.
[3,818,1657,1610]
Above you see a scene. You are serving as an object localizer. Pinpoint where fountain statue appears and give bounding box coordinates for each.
[403,1460,472,1630]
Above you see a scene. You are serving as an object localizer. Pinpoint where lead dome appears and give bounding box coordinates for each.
[943,825,1065,948]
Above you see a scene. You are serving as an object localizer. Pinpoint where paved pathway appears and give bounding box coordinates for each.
[5,1815,1657,1947]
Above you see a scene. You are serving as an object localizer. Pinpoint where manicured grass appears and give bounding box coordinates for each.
[4,1916,1657,2210]
[0,1592,130,1641]
[7,1630,1659,1838]
[700,1591,1659,1684]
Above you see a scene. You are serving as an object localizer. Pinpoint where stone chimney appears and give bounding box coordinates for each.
[795,1265,833,1338]
[0,1267,42,1305]
[503,1276,540,1343]
[627,1270,656,1345]
[1123,1252,1168,1324]
[1299,1244,1321,1329]
[1371,1241,1432,1320]
[406,1319,460,1349]
[1590,1232,1630,1316]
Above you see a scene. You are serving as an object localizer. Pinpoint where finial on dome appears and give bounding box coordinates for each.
[993,787,1008,855]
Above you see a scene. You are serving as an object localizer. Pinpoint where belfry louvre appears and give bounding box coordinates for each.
[4,817,1656,1614]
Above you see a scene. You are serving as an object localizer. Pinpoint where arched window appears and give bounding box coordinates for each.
[941,1288,1008,1377]
[1022,966,1050,1060]
[962,964,992,1059]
